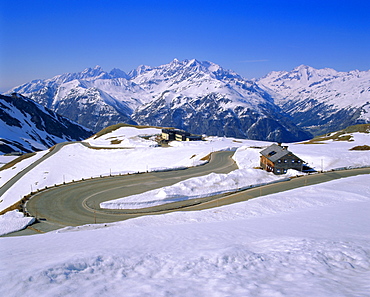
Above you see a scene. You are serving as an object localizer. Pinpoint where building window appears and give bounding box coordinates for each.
[284,159,287,163]
[278,160,281,163]
[297,160,301,163]
[292,160,295,163]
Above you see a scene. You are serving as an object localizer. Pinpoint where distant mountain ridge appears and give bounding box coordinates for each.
[7,60,370,141]
[258,64,370,135]
[0,93,92,154]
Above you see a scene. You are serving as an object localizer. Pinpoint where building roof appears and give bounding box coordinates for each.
[162,128,188,135]
[260,143,297,162]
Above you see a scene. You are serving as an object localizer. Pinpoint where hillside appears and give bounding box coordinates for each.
[0,93,92,154]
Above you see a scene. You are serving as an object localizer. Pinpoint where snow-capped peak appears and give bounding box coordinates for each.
[80,65,105,78]
[293,64,315,72]
[128,65,153,78]
[170,58,180,64]
[109,68,129,79]
[292,65,340,81]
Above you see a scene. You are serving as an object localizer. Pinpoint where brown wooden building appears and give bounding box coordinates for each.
[260,143,305,175]
[161,129,202,142]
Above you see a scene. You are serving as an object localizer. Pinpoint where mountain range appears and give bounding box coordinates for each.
[6,59,370,142]
[0,93,92,154]
[258,65,370,135]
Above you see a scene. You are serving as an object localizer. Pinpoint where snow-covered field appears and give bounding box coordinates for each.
[1,175,369,296]
[0,126,370,296]
[0,150,48,188]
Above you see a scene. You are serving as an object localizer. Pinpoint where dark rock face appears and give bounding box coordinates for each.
[133,93,311,142]
[0,94,93,154]
[279,99,368,136]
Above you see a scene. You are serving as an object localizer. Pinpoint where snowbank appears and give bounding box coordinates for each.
[0,210,35,236]
[101,168,290,209]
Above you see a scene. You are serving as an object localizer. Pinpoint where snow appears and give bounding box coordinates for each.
[101,169,290,209]
[8,59,272,120]
[1,175,370,296]
[0,210,35,236]
[85,126,161,148]
[258,65,370,111]
[0,150,48,188]
[0,155,17,168]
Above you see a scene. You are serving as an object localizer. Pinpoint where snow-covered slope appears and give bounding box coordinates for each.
[1,175,370,296]
[86,124,161,148]
[8,66,138,132]
[7,60,310,142]
[258,65,370,135]
[0,94,92,154]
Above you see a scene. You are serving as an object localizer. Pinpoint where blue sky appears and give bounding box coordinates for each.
[1,0,369,91]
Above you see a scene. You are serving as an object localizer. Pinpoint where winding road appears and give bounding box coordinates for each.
[10,150,237,235]
[2,142,369,237]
